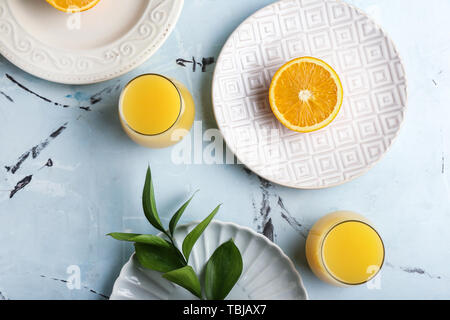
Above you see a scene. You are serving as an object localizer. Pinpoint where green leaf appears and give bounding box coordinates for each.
[182,204,221,262]
[134,242,186,273]
[142,166,165,233]
[107,233,141,241]
[205,239,243,300]
[163,266,202,299]
[169,191,198,236]
[108,233,170,246]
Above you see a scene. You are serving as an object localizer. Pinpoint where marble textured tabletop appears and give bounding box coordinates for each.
[0,0,449,300]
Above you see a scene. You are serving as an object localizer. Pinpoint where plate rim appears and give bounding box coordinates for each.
[110,220,308,300]
[0,0,184,84]
[211,0,409,190]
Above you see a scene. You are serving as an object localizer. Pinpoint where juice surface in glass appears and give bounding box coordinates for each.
[119,74,195,148]
[305,211,385,286]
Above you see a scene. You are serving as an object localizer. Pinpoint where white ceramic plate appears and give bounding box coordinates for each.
[0,0,183,84]
[212,0,408,189]
[110,221,307,300]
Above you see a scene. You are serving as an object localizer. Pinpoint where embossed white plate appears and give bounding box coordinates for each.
[212,0,408,189]
[0,0,183,84]
[110,221,307,300]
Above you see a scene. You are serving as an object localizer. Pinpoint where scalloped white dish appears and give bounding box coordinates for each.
[110,221,307,300]
[0,0,184,84]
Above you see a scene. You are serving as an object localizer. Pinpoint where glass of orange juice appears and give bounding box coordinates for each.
[306,211,385,287]
[119,74,195,148]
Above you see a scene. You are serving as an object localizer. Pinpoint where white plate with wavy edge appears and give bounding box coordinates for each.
[0,0,183,84]
[212,0,408,189]
[110,221,308,300]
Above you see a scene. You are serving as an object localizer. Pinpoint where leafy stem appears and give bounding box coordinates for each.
[108,166,243,300]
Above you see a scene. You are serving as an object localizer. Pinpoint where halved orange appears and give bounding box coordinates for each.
[46,0,101,13]
[269,57,343,133]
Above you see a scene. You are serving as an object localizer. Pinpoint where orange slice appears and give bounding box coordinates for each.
[46,0,101,13]
[269,57,343,133]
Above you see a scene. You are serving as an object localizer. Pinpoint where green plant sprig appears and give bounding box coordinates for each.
[108,166,243,300]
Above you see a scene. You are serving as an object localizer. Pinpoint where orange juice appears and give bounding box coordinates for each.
[306,211,384,286]
[119,74,195,148]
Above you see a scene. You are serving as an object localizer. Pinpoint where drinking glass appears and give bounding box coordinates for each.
[119,74,195,148]
[305,211,385,286]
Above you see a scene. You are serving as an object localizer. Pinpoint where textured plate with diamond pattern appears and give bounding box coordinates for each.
[0,0,183,84]
[212,0,407,189]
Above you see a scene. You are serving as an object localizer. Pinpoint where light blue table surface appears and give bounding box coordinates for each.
[0,0,449,300]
